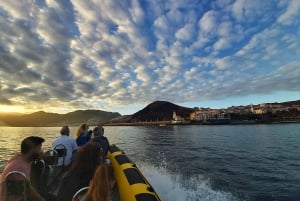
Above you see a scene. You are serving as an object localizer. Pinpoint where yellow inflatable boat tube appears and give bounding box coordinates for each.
[108,144,162,201]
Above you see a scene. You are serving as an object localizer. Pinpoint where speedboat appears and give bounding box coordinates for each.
[1,144,162,201]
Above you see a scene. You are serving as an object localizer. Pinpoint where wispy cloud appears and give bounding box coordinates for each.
[0,0,299,113]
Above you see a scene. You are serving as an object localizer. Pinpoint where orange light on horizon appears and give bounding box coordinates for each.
[0,105,30,114]
[0,104,82,114]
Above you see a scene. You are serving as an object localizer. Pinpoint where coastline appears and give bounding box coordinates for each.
[0,120,299,127]
[103,120,300,126]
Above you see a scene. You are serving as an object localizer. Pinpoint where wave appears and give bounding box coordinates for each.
[137,161,241,201]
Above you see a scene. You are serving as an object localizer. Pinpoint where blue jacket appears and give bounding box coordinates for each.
[76,133,91,147]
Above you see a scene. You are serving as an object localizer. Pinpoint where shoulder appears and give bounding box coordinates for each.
[62,136,77,146]
[102,136,109,142]
[69,137,77,144]
[77,134,85,140]
[53,136,65,144]
[52,136,61,143]
[2,155,30,179]
[93,137,105,143]
[66,136,76,141]
[92,136,100,140]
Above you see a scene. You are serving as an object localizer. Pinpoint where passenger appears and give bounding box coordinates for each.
[0,136,46,201]
[75,124,91,147]
[92,126,110,163]
[83,164,115,201]
[52,125,78,167]
[56,142,101,201]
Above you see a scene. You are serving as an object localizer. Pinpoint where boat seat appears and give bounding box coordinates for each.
[46,145,67,191]
[72,186,89,201]
[5,171,27,201]
[41,150,58,188]
[31,159,46,191]
[55,148,67,158]
[53,144,67,168]
[54,144,67,161]
[43,149,59,166]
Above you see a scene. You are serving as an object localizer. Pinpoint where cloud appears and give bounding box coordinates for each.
[215,57,232,69]
[134,66,151,84]
[0,0,299,113]
[277,0,300,25]
[199,10,218,34]
[175,24,195,42]
[0,96,12,105]
[232,0,268,22]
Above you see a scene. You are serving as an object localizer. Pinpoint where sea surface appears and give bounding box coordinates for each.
[0,124,300,201]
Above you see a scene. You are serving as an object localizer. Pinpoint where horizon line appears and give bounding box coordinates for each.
[1,99,299,116]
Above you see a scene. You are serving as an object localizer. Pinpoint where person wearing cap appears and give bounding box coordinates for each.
[0,136,46,201]
[52,125,78,167]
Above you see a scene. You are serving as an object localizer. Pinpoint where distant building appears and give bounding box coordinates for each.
[190,102,300,120]
[227,105,252,114]
[172,111,184,122]
[269,105,289,113]
[190,109,230,121]
[291,105,300,111]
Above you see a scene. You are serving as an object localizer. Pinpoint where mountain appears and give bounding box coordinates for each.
[0,110,121,127]
[128,101,194,122]
[106,115,132,123]
[270,100,300,106]
[62,110,121,125]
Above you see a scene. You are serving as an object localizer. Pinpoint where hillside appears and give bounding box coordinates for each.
[0,110,121,127]
[271,100,300,106]
[129,101,194,122]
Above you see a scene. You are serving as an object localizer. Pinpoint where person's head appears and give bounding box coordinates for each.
[60,125,70,136]
[87,164,115,201]
[69,142,101,177]
[93,126,104,137]
[75,123,89,137]
[21,136,45,162]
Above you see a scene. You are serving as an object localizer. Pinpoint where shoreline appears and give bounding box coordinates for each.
[103,120,300,126]
[0,120,299,127]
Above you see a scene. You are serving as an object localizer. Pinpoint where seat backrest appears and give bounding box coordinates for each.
[5,171,27,201]
[54,144,67,157]
[43,149,58,166]
[72,186,89,201]
[54,144,67,166]
[31,158,46,185]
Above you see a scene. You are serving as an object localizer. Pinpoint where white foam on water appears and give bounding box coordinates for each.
[137,162,240,201]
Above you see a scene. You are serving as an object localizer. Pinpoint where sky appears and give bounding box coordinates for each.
[0,0,300,115]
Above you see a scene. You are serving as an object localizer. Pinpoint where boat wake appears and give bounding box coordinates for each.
[137,162,240,201]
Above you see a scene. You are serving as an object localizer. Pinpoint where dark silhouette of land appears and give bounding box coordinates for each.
[106,100,300,126]
[130,101,193,122]
[0,110,121,127]
[1,100,299,127]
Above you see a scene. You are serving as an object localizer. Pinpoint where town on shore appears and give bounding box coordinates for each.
[105,101,300,126]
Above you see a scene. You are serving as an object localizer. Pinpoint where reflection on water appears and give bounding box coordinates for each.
[0,127,70,171]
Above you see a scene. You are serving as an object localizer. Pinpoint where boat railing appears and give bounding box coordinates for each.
[72,186,89,201]
[5,171,28,201]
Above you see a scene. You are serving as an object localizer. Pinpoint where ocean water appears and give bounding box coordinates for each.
[0,124,300,201]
